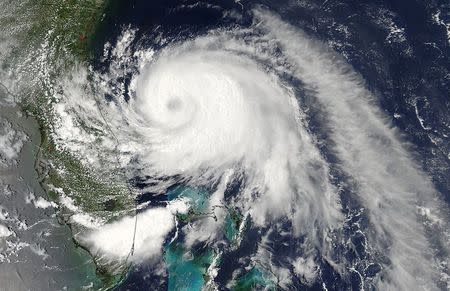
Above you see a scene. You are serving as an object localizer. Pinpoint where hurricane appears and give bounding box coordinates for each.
[2,1,450,290]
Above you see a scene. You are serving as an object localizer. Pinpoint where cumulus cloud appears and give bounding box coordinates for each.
[255,8,448,289]
[0,224,12,238]
[82,199,188,264]
[47,7,449,290]
[0,118,27,166]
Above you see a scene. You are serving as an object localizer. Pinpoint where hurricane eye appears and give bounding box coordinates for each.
[166,97,183,111]
[20,3,448,290]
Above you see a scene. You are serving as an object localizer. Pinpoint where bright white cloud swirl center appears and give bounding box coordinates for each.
[134,51,293,175]
[53,8,450,291]
[125,44,340,230]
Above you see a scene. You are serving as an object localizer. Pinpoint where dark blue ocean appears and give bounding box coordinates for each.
[90,0,450,290]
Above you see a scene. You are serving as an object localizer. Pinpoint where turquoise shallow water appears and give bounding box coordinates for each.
[232,267,277,290]
[224,212,238,242]
[167,186,209,212]
[165,243,213,291]
[165,186,213,291]
[165,185,251,290]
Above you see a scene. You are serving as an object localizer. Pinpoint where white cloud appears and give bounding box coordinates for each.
[0,118,27,166]
[82,199,188,264]
[255,9,448,289]
[44,7,449,289]
[0,224,12,238]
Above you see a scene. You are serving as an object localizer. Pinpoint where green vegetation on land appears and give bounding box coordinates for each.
[17,0,134,219]
[1,0,132,288]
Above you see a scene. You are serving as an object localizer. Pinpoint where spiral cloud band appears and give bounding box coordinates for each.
[53,8,449,290]
[128,45,341,230]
